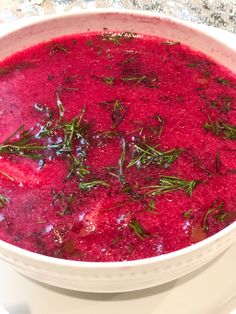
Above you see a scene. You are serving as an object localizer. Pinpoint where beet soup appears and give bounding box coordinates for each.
[0,32,235,262]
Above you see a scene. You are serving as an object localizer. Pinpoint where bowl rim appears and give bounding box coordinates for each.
[0,9,235,269]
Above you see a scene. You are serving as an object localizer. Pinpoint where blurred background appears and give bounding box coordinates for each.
[0,0,235,33]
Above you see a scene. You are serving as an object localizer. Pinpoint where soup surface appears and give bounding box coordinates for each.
[0,32,235,262]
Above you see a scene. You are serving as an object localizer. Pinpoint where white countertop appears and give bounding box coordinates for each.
[0,244,235,314]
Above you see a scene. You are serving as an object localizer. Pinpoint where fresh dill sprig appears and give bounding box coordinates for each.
[215,77,230,86]
[49,43,69,55]
[127,144,183,169]
[102,32,136,45]
[112,99,126,128]
[57,107,86,154]
[128,218,150,240]
[202,199,226,231]
[94,76,115,85]
[0,194,8,208]
[204,117,236,140]
[121,76,147,84]
[118,138,126,184]
[0,125,46,159]
[56,90,65,123]
[52,190,75,216]
[79,180,109,190]
[146,175,200,196]
[67,154,90,179]
[0,60,37,76]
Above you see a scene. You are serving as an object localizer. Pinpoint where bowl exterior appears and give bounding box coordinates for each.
[0,223,236,292]
[0,10,235,292]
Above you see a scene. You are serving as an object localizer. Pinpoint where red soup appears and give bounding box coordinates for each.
[0,32,235,262]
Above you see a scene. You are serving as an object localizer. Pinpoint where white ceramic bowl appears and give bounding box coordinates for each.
[0,10,235,293]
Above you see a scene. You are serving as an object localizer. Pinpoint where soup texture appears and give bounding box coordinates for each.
[0,32,235,262]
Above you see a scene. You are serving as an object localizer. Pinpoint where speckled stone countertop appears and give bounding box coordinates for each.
[0,0,235,33]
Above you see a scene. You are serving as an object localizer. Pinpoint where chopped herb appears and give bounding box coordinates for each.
[47,74,54,81]
[187,63,198,68]
[144,199,157,213]
[102,32,136,45]
[202,199,226,231]
[209,96,231,114]
[56,91,65,122]
[127,144,183,169]
[0,61,37,76]
[96,130,121,140]
[54,106,87,156]
[215,77,230,86]
[146,176,200,196]
[204,117,236,140]
[118,138,126,184]
[64,74,80,84]
[49,43,69,55]
[67,154,90,179]
[111,235,122,246]
[128,218,150,240]
[52,190,75,216]
[0,125,46,159]
[121,75,158,88]
[94,76,115,85]
[220,95,232,113]
[86,40,93,47]
[0,194,8,208]
[121,75,147,84]
[79,180,109,190]
[112,99,126,128]
[182,209,193,219]
[155,114,164,138]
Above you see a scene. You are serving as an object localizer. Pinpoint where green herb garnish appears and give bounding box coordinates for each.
[118,138,126,184]
[128,218,150,240]
[202,199,226,231]
[79,180,109,190]
[121,76,147,84]
[94,76,115,85]
[52,190,75,216]
[204,117,236,140]
[49,43,69,55]
[215,77,230,86]
[182,209,193,219]
[102,32,136,45]
[0,125,46,159]
[146,176,200,196]
[0,194,8,208]
[112,99,126,128]
[0,61,37,76]
[127,144,183,169]
[67,154,90,179]
[144,199,157,213]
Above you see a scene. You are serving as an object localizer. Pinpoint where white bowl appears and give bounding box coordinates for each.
[0,10,235,293]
